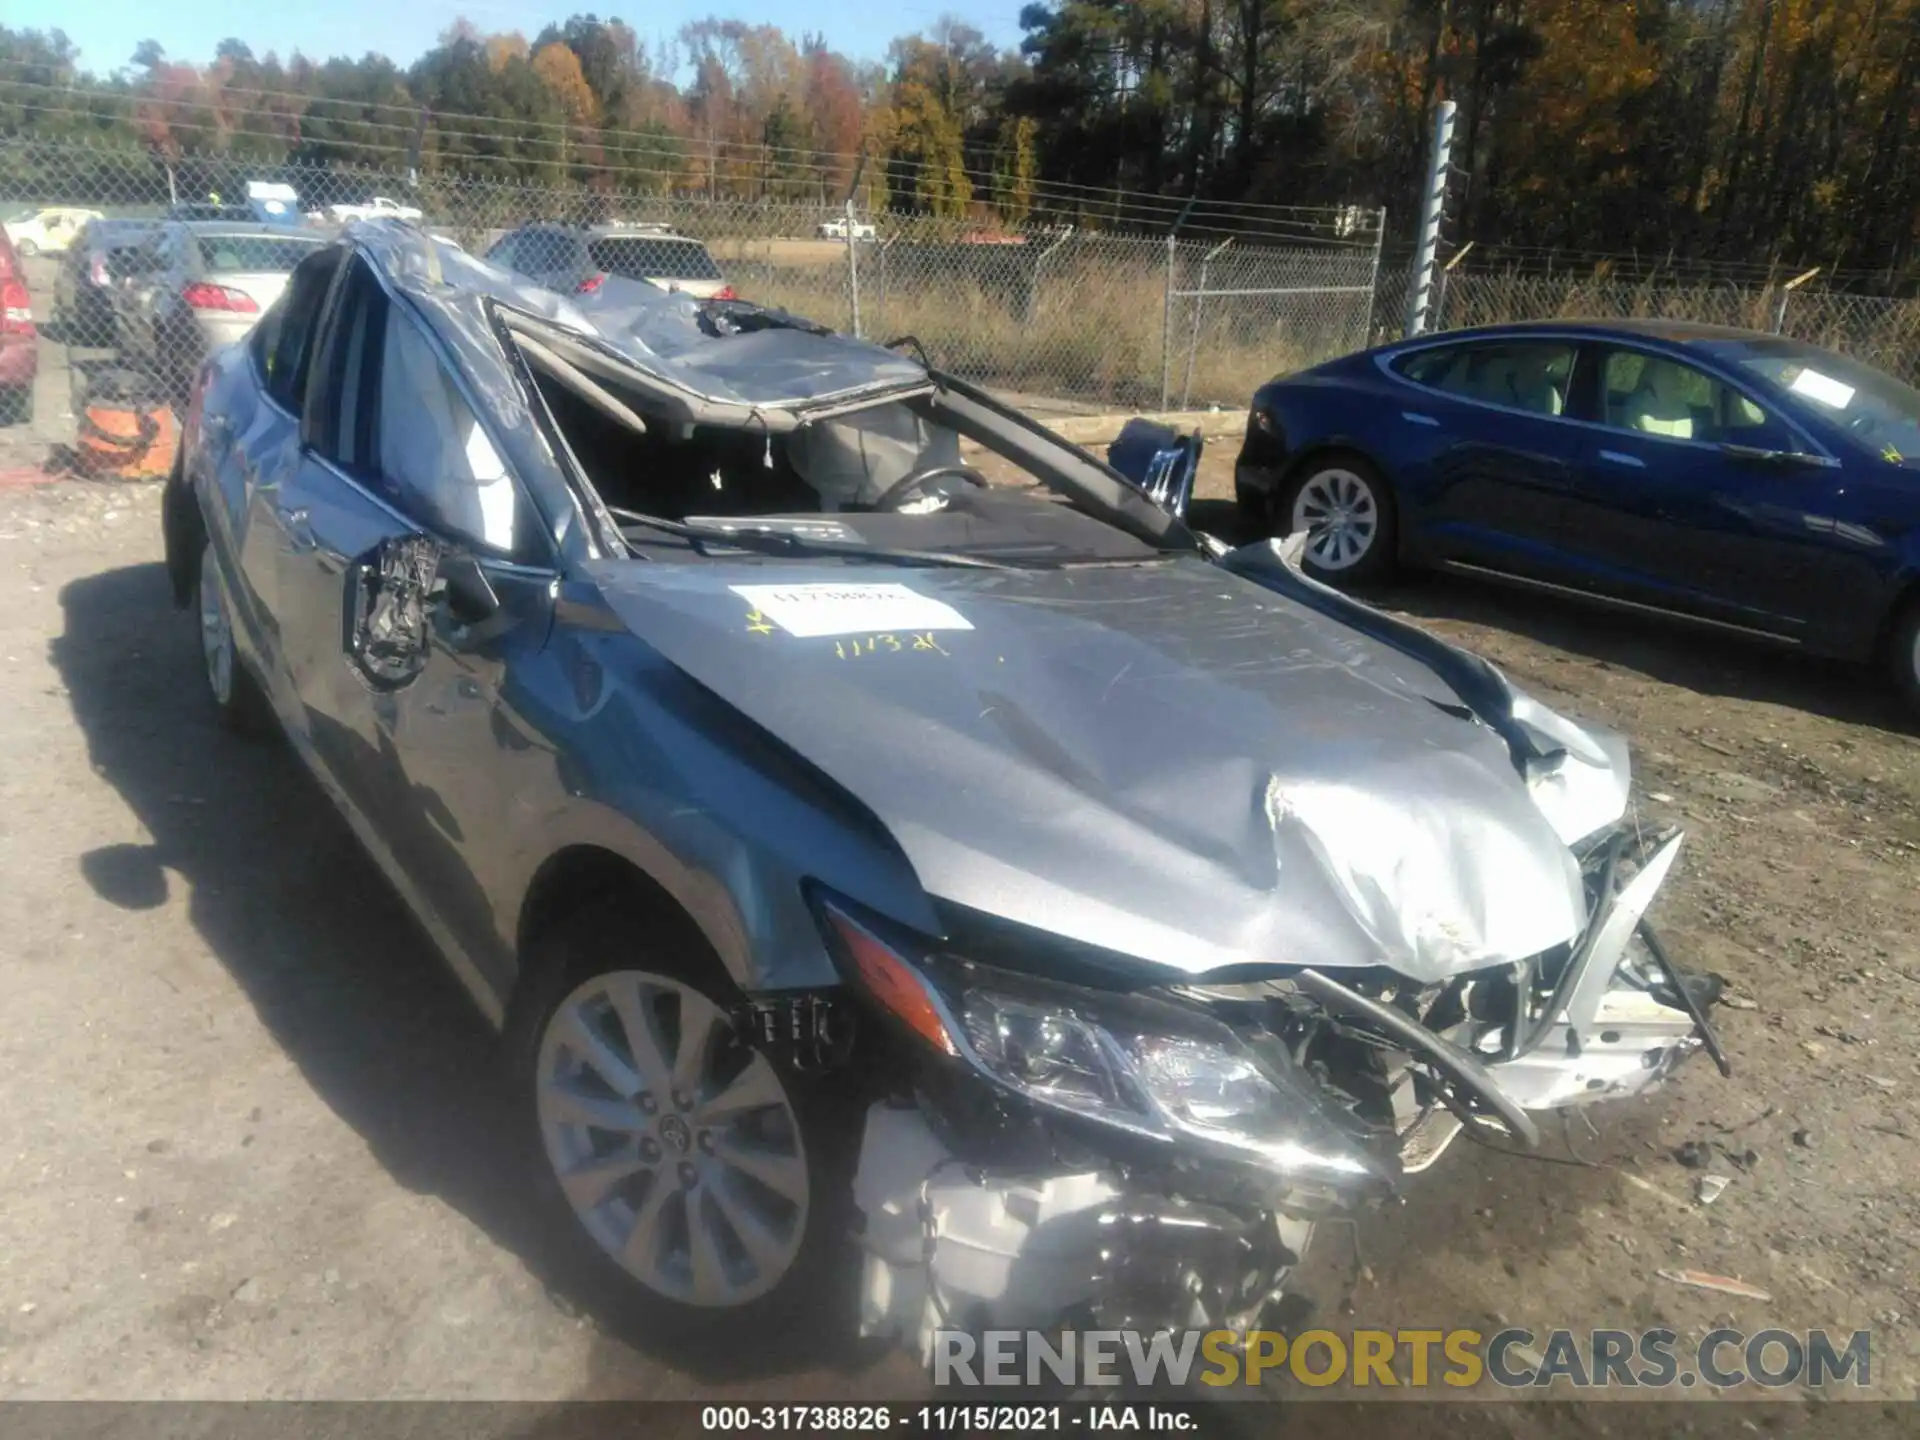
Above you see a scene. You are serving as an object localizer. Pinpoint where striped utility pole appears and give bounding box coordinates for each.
[1404,100,1457,338]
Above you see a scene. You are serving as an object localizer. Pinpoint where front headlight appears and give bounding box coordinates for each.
[960,987,1375,1182]
[816,896,1386,1188]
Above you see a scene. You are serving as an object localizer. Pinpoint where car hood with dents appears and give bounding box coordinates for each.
[588,555,1630,983]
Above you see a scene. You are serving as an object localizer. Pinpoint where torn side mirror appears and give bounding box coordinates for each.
[438,553,500,626]
[348,533,440,690]
[1105,417,1200,520]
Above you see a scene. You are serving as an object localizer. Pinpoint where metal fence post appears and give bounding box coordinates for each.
[1363,207,1386,349]
[1160,232,1178,409]
[1404,100,1457,338]
[877,233,896,338]
[844,197,861,338]
[1774,266,1821,334]
[1180,237,1232,409]
[1433,240,1473,334]
[1026,226,1073,325]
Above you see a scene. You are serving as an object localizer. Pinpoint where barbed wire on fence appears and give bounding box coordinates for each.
[1427,264,1920,386]
[0,73,1387,244]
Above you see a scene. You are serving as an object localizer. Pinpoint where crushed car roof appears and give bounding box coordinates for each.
[355,217,928,417]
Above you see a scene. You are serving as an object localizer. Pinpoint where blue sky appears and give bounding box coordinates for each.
[11,1,1030,75]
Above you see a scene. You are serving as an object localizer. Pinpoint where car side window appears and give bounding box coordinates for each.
[484,232,518,270]
[523,227,569,274]
[1598,349,1778,445]
[376,304,523,556]
[305,256,389,475]
[1397,341,1577,417]
[1395,345,1463,387]
[254,246,344,414]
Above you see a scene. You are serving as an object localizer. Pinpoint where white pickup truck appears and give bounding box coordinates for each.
[816,216,877,241]
[323,196,425,224]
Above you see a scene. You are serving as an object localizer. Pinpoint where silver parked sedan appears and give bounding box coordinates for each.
[162,220,1725,1346]
[109,222,327,396]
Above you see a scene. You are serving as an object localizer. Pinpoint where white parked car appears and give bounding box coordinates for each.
[107,221,329,398]
[4,206,105,257]
[816,216,877,241]
[324,196,424,224]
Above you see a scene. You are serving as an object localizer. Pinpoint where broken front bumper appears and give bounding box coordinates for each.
[845,827,1724,1352]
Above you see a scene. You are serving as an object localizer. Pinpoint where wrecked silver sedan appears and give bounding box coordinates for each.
[161,221,1724,1347]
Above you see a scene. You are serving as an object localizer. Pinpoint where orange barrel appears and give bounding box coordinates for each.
[73,369,180,480]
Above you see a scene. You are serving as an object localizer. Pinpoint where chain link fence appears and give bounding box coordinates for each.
[6,136,1920,476]
[0,139,1386,466]
[1429,266,1920,387]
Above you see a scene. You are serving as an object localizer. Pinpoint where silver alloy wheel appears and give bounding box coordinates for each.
[535,969,810,1308]
[1290,467,1380,571]
[198,542,234,706]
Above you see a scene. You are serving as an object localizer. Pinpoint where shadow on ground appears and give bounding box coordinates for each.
[1377,569,1913,736]
[52,560,889,1392]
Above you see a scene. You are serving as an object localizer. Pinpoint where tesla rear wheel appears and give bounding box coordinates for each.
[1284,457,1396,585]
[196,540,268,735]
[511,901,855,1336]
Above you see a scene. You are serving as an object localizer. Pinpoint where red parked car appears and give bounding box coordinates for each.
[0,228,38,425]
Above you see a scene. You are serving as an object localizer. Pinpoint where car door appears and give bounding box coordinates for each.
[1387,337,1585,577]
[1558,343,1855,637]
[276,251,559,973]
[223,243,348,726]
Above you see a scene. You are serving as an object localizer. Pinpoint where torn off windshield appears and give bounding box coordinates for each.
[527,362,1167,566]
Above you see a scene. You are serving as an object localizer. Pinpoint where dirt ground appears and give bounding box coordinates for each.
[0,442,1915,1417]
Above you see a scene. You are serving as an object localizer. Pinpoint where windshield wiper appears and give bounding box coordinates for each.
[607,507,1018,570]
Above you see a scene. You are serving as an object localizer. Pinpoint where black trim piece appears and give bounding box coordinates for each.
[1639,921,1732,1078]
[1434,561,1803,644]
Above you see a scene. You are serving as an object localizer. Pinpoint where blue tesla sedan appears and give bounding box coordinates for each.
[1234,320,1920,707]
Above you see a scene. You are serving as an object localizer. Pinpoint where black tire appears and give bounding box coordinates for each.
[194,538,271,736]
[506,897,860,1342]
[1279,453,1398,586]
[0,384,30,427]
[1888,596,1920,718]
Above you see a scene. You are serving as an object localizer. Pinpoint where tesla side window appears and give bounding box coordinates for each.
[1396,341,1577,417]
[254,245,344,414]
[377,306,524,557]
[1598,350,1776,445]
